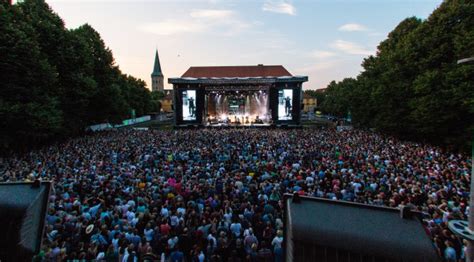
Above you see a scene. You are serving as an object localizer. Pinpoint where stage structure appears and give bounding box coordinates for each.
[169,65,308,127]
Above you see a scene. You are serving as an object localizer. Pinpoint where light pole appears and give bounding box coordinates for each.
[448,56,474,262]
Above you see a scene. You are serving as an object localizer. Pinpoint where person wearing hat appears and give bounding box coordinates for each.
[86,224,94,235]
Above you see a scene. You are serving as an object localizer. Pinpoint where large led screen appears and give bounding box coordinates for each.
[182,90,196,121]
[278,89,293,120]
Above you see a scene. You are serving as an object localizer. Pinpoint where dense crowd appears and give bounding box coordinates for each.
[0,128,471,261]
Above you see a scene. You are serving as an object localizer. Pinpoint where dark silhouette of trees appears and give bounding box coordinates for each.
[0,0,158,152]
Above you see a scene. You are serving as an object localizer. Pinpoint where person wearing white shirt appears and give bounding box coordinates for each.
[272,233,283,250]
[198,251,205,262]
[144,227,154,242]
[272,230,284,262]
[230,222,242,237]
[177,207,186,216]
[126,209,135,223]
[170,214,179,227]
[122,244,137,262]
[168,236,179,249]
[207,233,217,253]
[161,206,169,218]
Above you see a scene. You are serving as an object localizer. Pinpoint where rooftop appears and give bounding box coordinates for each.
[181,65,292,78]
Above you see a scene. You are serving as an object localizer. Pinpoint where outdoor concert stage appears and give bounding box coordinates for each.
[169,65,308,127]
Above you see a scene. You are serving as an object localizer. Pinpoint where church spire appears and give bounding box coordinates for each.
[151,49,164,92]
[151,49,163,77]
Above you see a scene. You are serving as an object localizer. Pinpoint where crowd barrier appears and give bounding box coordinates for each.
[86,115,151,131]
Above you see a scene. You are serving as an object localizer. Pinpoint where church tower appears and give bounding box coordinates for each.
[151,49,164,92]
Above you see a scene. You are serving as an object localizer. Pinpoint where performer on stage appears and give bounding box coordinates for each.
[188,96,195,117]
[285,96,292,116]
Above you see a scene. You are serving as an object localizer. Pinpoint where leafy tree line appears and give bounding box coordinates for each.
[320,0,474,151]
[0,0,161,152]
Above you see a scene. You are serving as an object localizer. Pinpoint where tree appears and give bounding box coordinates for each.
[0,0,155,152]
[320,0,474,151]
[320,78,356,118]
[0,3,62,151]
[406,0,474,148]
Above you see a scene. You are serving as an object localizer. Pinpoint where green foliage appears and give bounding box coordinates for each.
[151,90,166,100]
[0,0,155,152]
[321,0,474,151]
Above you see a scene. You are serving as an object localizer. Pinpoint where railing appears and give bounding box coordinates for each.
[86,115,151,131]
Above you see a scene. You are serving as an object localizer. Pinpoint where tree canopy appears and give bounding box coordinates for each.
[320,0,474,151]
[0,0,159,152]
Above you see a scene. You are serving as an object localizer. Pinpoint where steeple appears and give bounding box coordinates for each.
[151,49,163,77]
[151,49,164,92]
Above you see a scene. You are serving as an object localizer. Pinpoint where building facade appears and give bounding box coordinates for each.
[303,92,317,113]
[160,90,173,113]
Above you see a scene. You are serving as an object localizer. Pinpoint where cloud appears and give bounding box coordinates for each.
[262,0,296,16]
[338,23,368,32]
[296,60,341,73]
[190,9,234,19]
[138,20,207,35]
[138,9,252,36]
[331,40,373,56]
[311,50,337,59]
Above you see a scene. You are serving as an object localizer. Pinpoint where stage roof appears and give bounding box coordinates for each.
[181,65,292,78]
[168,76,308,85]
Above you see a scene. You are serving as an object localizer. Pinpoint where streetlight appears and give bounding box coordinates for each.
[448,56,474,262]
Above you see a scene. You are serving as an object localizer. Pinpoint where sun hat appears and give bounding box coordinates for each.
[86,224,94,234]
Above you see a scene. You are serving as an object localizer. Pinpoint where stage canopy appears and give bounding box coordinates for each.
[169,65,308,127]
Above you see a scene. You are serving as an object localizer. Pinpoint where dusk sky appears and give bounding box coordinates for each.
[42,0,442,90]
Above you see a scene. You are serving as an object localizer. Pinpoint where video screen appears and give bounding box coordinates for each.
[278,89,293,120]
[182,90,196,121]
